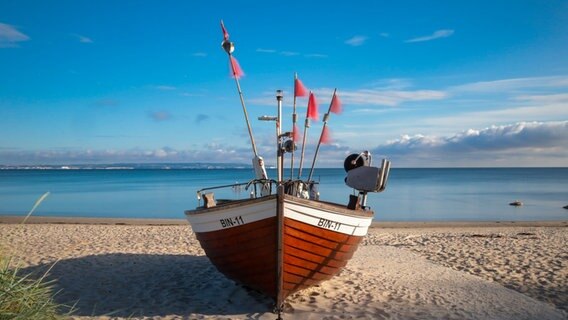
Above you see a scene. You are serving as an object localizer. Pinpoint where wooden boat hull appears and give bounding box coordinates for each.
[185,189,373,305]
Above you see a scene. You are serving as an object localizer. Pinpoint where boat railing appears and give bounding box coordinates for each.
[281,179,320,200]
[196,179,278,206]
[245,178,278,197]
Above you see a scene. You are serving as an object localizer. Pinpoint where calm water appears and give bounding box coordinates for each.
[0,168,567,221]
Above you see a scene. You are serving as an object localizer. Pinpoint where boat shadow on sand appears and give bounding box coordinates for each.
[21,253,274,317]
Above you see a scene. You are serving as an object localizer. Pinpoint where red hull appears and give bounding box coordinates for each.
[195,217,278,297]
[281,217,363,299]
[188,191,370,305]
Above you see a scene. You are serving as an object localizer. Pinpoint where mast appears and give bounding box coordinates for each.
[221,40,259,158]
[276,90,283,183]
[307,88,337,182]
[220,21,269,195]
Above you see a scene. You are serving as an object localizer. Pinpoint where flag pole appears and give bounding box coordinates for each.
[307,88,337,182]
[290,73,298,179]
[221,21,268,195]
[222,41,258,157]
[297,91,312,179]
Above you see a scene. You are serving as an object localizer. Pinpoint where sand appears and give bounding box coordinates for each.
[0,218,566,319]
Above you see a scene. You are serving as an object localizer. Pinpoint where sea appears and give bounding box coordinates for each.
[0,167,567,222]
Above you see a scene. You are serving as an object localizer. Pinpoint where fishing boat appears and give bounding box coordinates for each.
[184,21,391,317]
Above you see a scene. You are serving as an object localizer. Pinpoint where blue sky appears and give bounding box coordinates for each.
[1,0,567,167]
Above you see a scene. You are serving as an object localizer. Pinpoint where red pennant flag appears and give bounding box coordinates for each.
[321,126,332,144]
[294,78,308,97]
[229,56,244,79]
[330,92,342,114]
[220,20,229,41]
[307,92,318,121]
[292,124,300,142]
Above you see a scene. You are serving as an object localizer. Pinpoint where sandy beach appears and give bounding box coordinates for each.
[0,217,566,320]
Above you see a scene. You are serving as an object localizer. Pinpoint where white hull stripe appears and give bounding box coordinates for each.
[283,201,372,236]
[186,200,276,233]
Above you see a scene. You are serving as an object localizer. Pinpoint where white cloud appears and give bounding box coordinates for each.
[419,76,568,130]
[247,96,294,108]
[152,148,171,158]
[405,29,454,43]
[154,85,177,91]
[401,75,568,134]
[180,92,204,97]
[319,88,447,107]
[345,35,368,46]
[256,48,276,53]
[280,51,299,56]
[367,78,413,90]
[257,48,318,57]
[3,122,565,167]
[375,121,568,166]
[421,103,568,134]
[72,34,93,43]
[0,22,30,48]
[304,53,328,58]
[249,86,447,108]
[0,144,255,165]
[514,93,568,104]
[451,76,568,93]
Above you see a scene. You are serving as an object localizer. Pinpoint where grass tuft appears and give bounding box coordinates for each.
[0,192,72,319]
[0,256,68,319]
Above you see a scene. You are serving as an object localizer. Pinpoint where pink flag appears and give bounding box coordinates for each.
[294,78,308,97]
[292,124,300,142]
[330,92,342,114]
[220,20,229,41]
[321,126,332,144]
[307,92,318,121]
[229,56,244,79]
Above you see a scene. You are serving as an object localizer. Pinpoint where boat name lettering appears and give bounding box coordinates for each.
[220,216,245,228]
[317,218,341,231]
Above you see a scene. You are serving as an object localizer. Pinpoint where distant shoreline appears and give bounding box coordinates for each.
[1,215,565,228]
[0,165,254,170]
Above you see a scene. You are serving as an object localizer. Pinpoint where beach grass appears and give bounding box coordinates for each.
[0,192,72,320]
[0,255,68,320]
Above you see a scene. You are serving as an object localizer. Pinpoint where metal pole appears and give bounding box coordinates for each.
[307,88,337,182]
[220,24,268,196]
[297,91,312,179]
[231,56,258,157]
[275,185,285,317]
[276,90,283,183]
[290,73,298,179]
[307,116,325,182]
[222,40,259,157]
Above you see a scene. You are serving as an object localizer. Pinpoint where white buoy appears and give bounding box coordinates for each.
[509,200,523,206]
